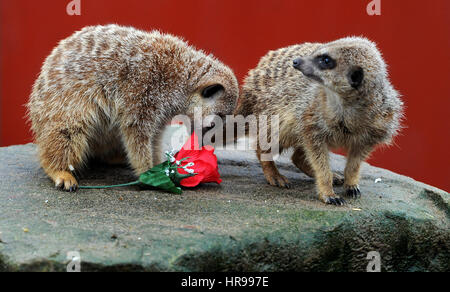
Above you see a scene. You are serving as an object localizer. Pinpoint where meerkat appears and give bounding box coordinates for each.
[27,24,239,192]
[236,37,403,205]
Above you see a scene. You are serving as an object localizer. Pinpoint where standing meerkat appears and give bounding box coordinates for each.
[237,37,403,205]
[27,24,239,191]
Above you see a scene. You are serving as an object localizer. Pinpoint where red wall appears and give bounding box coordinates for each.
[1,0,449,191]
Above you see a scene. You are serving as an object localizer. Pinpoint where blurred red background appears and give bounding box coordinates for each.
[1,0,449,191]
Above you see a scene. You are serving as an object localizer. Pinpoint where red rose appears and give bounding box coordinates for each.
[174,132,222,187]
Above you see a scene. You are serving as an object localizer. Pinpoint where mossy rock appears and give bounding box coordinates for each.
[0,144,448,272]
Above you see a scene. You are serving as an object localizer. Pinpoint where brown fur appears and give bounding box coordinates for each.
[27,25,239,191]
[236,37,403,205]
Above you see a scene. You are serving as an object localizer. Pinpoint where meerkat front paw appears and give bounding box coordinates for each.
[265,173,291,189]
[52,171,78,192]
[320,193,346,206]
[345,185,361,199]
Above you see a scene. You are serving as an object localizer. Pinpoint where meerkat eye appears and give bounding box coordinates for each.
[201,84,224,99]
[316,54,336,70]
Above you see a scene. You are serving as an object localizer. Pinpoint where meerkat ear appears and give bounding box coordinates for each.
[201,84,224,99]
[348,67,364,89]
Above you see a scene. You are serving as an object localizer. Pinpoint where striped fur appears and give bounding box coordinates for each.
[27,24,239,191]
[236,37,404,205]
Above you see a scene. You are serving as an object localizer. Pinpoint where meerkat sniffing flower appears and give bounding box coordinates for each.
[27,25,239,192]
[237,37,403,205]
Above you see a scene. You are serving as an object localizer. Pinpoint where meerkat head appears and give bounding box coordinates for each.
[293,37,388,100]
[186,58,239,132]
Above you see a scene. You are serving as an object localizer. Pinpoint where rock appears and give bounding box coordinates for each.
[0,143,448,272]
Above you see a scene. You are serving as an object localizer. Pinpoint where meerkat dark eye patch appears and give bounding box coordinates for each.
[348,67,364,89]
[315,54,336,70]
[201,84,224,99]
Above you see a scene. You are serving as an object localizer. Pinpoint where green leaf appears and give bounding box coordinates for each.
[170,169,197,185]
[138,162,182,194]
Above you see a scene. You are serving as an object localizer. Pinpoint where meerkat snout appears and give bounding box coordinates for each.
[293,57,304,68]
[293,57,323,83]
[293,53,338,82]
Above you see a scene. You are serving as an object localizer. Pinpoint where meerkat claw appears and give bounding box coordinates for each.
[52,171,78,192]
[345,186,361,198]
[326,197,346,206]
[279,182,291,189]
[267,175,291,189]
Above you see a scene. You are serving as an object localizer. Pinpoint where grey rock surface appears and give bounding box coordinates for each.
[0,144,448,272]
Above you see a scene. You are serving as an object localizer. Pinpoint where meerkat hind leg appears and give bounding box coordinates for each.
[292,147,344,186]
[257,148,290,188]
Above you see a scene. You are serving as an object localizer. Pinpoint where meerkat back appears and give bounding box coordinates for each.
[27,24,239,191]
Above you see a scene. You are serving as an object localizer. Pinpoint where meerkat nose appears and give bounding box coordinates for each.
[293,58,304,68]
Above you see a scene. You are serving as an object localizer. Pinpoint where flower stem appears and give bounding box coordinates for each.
[78,181,140,189]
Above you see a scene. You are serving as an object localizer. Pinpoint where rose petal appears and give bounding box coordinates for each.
[174,132,222,187]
